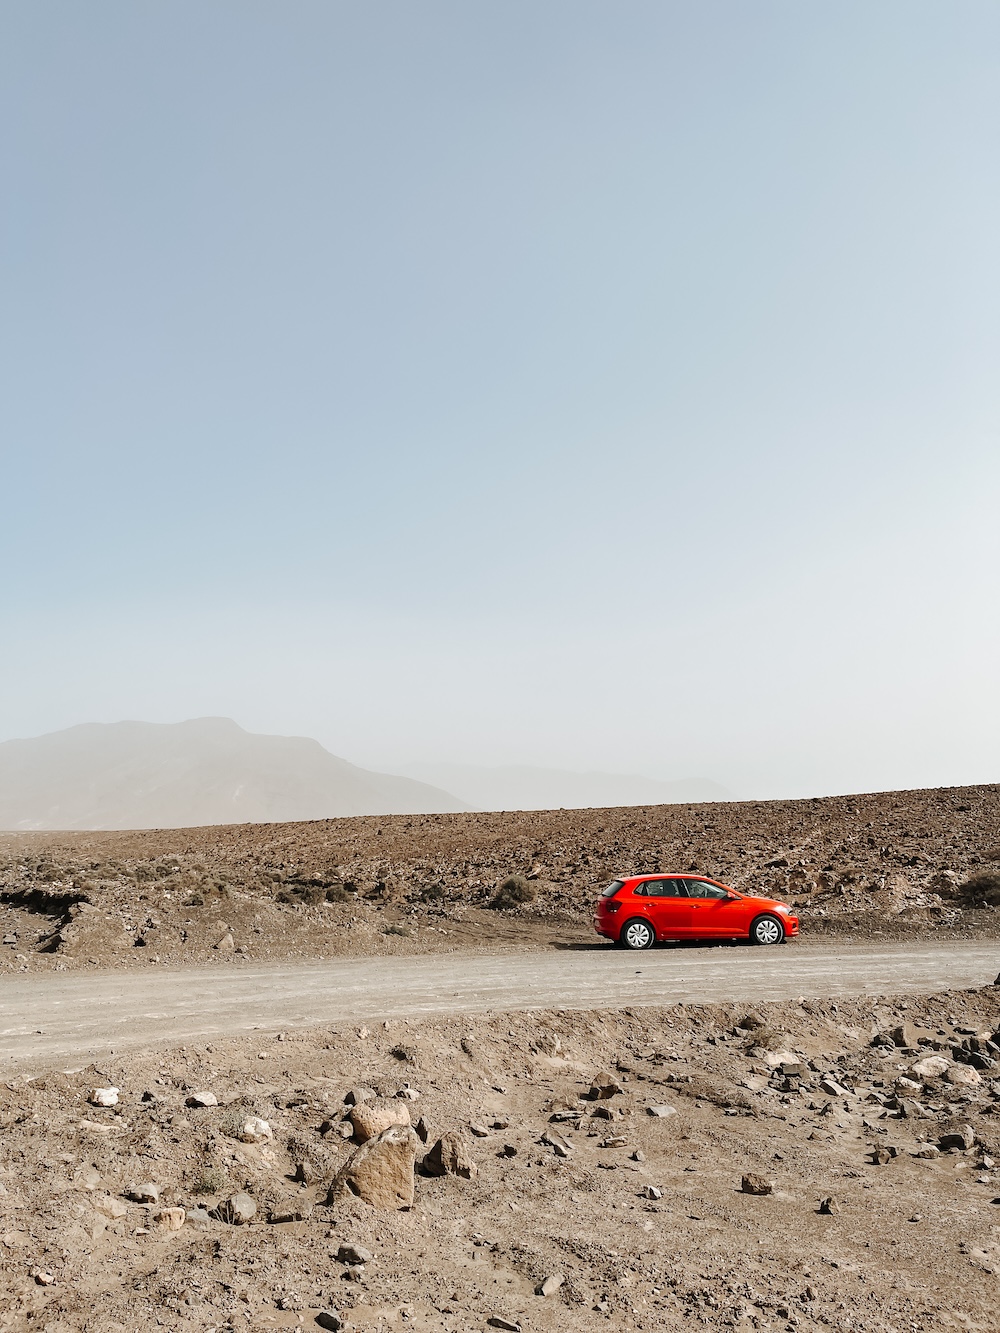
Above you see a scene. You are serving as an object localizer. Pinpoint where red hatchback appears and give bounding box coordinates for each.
[593,874,798,949]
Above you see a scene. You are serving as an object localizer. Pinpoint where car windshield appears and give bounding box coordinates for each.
[601,880,624,897]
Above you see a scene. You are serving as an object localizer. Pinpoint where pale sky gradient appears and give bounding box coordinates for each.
[2,2,998,799]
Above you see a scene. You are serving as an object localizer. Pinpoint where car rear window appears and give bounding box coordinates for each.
[601,880,624,898]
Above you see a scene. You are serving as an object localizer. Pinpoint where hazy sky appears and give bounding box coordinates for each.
[2,2,998,799]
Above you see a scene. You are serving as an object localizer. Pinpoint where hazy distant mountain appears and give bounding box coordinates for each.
[0,718,466,830]
[393,762,733,812]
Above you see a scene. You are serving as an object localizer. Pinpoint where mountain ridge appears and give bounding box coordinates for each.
[0,718,466,830]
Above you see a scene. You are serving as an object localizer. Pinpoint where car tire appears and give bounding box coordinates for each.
[749,913,785,946]
[619,918,656,950]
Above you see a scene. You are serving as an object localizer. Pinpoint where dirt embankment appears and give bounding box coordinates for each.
[1,783,998,973]
[5,986,1000,1331]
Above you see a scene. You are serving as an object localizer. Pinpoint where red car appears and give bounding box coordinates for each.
[593,874,798,949]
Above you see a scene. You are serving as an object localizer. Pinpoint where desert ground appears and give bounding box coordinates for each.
[1,784,999,973]
[2,784,1000,1331]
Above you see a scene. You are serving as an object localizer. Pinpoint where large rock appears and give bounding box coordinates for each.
[349,1097,411,1144]
[946,1064,982,1088]
[422,1131,478,1180]
[911,1055,949,1079]
[588,1070,624,1099]
[327,1124,418,1210]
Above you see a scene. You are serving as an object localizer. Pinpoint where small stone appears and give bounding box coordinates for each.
[914,1146,940,1159]
[632,1149,646,1162]
[646,1104,678,1118]
[536,1273,564,1297]
[819,1078,849,1097]
[501,1144,517,1158]
[128,1182,160,1204]
[469,1122,490,1137]
[911,1055,950,1079]
[940,1125,976,1150]
[315,1314,344,1332]
[818,1196,839,1214]
[93,1194,129,1219]
[414,1116,431,1143]
[645,1186,663,1200]
[338,1242,373,1265]
[741,1173,773,1195]
[154,1207,185,1230]
[76,1165,102,1191]
[946,1064,982,1088]
[185,1207,212,1224]
[589,1071,624,1099]
[32,1268,55,1286]
[487,1319,521,1331]
[349,1097,411,1144]
[239,1116,272,1143]
[892,1022,918,1048]
[344,1087,374,1106]
[185,1091,218,1108]
[541,1129,572,1158]
[212,1192,256,1225]
[89,1087,119,1108]
[423,1131,478,1180]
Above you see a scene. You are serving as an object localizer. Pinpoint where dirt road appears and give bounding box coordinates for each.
[2,940,998,1073]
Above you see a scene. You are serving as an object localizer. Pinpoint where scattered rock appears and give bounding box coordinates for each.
[186,1091,218,1108]
[646,1104,678,1118]
[892,1022,918,1048]
[819,1078,850,1097]
[819,1196,840,1214]
[344,1087,374,1107]
[589,1070,624,1099]
[212,1192,257,1225]
[154,1207,186,1230]
[349,1097,411,1144]
[946,1064,982,1087]
[645,1186,663,1200]
[127,1182,160,1204]
[337,1242,373,1265]
[327,1124,419,1210]
[89,1086,119,1108]
[741,1173,773,1195]
[911,1055,950,1079]
[940,1125,976,1150]
[536,1273,564,1297]
[469,1122,490,1137]
[239,1116,273,1143]
[93,1194,129,1219]
[487,1319,521,1331]
[315,1314,344,1332]
[423,1131,478,1180]
[414,1116,431,1143]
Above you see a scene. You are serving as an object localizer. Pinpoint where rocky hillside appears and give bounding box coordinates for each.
[4,986,1000,1331]
[0,782,998,971]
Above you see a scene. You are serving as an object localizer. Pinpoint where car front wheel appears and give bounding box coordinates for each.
[749,913,785,945]
[620,918,656,950]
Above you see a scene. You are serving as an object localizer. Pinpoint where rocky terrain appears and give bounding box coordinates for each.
[1,784,998,973]
[5,986,1000,1331]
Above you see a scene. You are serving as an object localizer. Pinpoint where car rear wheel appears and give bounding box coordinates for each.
[749,913,784,945]
[620,918,656,950]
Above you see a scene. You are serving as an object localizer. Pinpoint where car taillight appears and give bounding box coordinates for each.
[606,902,621,913]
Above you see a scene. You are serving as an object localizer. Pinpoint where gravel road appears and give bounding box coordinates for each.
[2,940,998,1073]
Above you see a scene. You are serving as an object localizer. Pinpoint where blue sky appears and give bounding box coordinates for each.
[2,1,998,797]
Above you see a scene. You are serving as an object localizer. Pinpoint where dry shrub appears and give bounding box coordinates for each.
[490,875,535,910]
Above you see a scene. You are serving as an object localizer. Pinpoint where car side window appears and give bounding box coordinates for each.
[685,880,729,899]
[641,879,688,897]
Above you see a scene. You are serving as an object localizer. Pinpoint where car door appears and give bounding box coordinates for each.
[639,878,692,938]
[682,878,743,938]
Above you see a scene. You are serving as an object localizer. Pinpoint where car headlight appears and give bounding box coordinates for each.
[775,903,792,914]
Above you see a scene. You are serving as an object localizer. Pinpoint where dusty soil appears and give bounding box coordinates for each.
[3,942,1000,1075]
[1,784,999,974]
[5,986,1000,1331]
